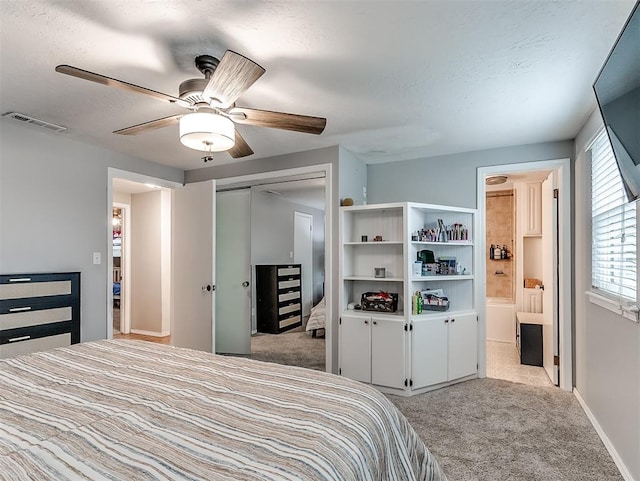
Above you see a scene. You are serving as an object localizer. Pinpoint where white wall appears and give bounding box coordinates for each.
[130,190,171,336]
[574,108,640,480]
[0,118,183,341]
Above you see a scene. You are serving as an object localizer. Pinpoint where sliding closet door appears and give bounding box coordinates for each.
[171,180,216,352]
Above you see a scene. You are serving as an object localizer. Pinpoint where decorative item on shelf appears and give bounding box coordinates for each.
[341,197,354,206]
[437,257,457,275]
[374,267,386,278]
[360,291,398,312]
[361,235,368,242]
[416,221,469,242]
[373,235,383,242]
[413,261,423,276]
[420,288,450,311]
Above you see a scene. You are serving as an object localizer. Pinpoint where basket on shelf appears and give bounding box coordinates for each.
[360,291,398,312]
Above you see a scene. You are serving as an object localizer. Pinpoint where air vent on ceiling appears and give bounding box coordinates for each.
[3,112,67,133]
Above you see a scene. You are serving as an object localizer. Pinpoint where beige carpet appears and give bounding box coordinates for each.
[248,329,620,480]
[389,379,622,481]
[250,325,325,371]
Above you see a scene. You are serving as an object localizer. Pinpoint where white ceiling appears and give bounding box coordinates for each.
[1,1,635,172]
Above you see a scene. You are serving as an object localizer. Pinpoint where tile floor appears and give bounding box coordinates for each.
[486,340,553,387]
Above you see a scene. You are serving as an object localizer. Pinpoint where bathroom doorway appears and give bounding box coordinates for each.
[477,159,572,391]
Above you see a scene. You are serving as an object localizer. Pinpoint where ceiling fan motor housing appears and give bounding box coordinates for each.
[178,78,209,105]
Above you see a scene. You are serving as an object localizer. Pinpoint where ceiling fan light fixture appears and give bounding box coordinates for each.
[179,112,235,151]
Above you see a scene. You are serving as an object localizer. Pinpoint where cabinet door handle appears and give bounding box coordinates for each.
[372,320,377,325]
[451,318,456,323]
[9,306,31,312]
[364,320,369,324]
[9,335,31,343]
[445,319,449,323]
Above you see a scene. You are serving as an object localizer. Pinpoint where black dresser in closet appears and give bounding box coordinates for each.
[255,264,302,334]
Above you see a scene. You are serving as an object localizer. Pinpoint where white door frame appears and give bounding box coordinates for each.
[106,168,182,339]
[216,163,333,372]
[476,159,572,391]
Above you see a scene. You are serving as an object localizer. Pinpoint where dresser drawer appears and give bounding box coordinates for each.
[0,306,72,330]
[279,303,301,316]
[278,279,300,290]
[277,267,300,277]
[278,291,300,303]
[279,314,301,330]
[0,279,72,300]
[0,333,71,359]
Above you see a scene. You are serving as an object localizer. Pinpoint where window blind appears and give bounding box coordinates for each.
[591,129,637,301]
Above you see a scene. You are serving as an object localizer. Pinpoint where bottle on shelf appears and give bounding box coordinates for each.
[501,245,507,259]
[489,244,495,259]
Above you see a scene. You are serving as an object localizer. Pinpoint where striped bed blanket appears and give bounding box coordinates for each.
[0,340,446,481]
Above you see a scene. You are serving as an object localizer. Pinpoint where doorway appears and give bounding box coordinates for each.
[107,169,180,342]
[216,164,333,372]
[477,159,571,391]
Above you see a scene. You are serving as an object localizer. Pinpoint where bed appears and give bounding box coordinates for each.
[305,296,326,337]
[0,340,446,481]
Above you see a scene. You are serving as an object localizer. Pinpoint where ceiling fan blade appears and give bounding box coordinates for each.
[202,51,265,108]
[228,129,254,158]
[55,65,190,108]
[113,114,183,135]
[228,107,326,135]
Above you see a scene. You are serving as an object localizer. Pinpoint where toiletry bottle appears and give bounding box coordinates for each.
[490,244,494,259]
[416,291,422,314]
[501,245,507,259]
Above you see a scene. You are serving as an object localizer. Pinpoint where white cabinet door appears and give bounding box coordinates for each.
[448,312,477,380]
[339,315,371,383]
[411,316,448,389]
[522,182,542,236]
[371,317,406,389]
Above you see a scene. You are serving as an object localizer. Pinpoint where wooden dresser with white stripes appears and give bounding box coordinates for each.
[0,272,80,358]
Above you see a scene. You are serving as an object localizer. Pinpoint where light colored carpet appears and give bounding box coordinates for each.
[247,327,620,480]
[250,325,325,371]
[388,379,622,481]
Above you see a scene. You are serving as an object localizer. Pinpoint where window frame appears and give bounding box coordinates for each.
[588,128,640,322]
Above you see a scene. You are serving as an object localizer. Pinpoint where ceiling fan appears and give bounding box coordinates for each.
[55,51,327,160]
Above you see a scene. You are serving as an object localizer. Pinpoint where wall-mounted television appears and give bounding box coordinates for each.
[593,1,640,202]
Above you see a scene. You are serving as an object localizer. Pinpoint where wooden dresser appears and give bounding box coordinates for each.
[256,264,302,334]
[0,272,80,358]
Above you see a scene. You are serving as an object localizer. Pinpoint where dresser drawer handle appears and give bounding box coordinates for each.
[8,335,31,343]
[9,307,32,313]
[8,277,31,283]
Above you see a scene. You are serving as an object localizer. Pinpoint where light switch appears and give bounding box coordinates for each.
[93,252,101,265]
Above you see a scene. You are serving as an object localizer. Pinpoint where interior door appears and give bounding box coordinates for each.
[541,173,559,385]
[215,189,252,355]
[171,180,216,352]
[294,211,313,318]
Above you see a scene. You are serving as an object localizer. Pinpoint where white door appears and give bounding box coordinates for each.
[171,180,216,352]
[541,173,559,385]
[371,317,405,389]
[216,190,252,355]
[411,316,449,389]
[294,212,313,318]
[448,313,478,381]
[339,315,371,383]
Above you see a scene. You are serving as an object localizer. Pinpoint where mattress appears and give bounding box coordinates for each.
[0,340,446,481]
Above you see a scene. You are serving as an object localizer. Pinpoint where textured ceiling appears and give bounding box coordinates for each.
[0,0,635,171]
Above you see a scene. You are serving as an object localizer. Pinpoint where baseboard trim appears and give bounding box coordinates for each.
[574,388,635,481]
[130,329,170,338]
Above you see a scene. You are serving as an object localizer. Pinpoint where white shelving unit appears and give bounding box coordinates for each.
[339,202,478,396]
